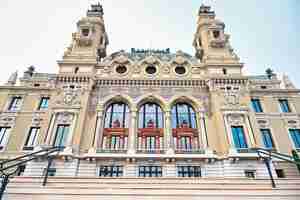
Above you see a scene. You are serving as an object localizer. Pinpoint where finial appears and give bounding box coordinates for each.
[87,2,104,17]
[198,4,215,16]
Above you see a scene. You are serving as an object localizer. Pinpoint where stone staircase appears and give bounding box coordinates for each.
[4,177,300,200]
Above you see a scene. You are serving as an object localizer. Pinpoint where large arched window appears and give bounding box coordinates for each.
[104,102,129,128]
[138,103,163,128]
[171,102,199,152]
[137,103,164,153]
[171,103,197,129]
[102,102,129,152]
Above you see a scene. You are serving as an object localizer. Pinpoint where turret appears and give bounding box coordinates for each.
[193,5,242,75]
[58,3,109,74]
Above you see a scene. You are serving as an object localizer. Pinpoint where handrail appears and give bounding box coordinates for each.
[0,146,63,200]
[0,147,62,172]
[252,147,300,188]
[252,147,300,165]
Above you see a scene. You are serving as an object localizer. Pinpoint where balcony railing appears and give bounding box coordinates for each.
[136,149,165,154]
[236,148,257,154]
[96,149,127,153]
[175,149,206,154]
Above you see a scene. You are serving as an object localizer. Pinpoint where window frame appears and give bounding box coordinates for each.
[38,97,50,110]
[231,126,248,149]
[289,128,300,149]
[177,166,201,177]
[138,103,164,129]
[171,103,197,129]
[98,165,123,177]
[53,124,70,148]
[104,102,130,128]
[279,99,291,113]
[8,96,22,111]
[138,166,162,177]
[251,98,263,113]
[260,129,275,149]
[0,127,10,151]
[23,127,40,150]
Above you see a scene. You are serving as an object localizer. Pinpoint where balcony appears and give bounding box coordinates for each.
[136,149,165,154]
[236,148,257,154]
[96,148,127,154]
[175,149,205,154]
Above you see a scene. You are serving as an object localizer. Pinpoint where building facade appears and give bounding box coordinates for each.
[1,3,300,200]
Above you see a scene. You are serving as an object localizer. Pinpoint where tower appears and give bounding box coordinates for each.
[193,5,242,75]
[58,3,109,74]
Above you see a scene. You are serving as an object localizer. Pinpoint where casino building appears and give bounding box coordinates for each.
[0,3,300,200]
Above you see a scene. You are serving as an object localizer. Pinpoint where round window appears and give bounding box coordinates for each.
[145,65,157,75]
[116,65,127,74]
[175,65,186,75]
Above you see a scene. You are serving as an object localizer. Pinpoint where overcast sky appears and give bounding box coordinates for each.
[0,0,299,86]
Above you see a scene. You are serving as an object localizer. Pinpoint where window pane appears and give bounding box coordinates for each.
[232,126,248,149]
[138,103,163,128]
[279,100,291,113]
[251,99,263,112]
[54,125,69,147]
[39,97,49,109]
[9,97,22,111]
[177,104,188,113]
[104,103,129,128]
[289,129,300,148]
[261,129,274,149]
[190,114,197,129]
[25,127,40,147]
[171,103,197,129]
[0,127,10,146]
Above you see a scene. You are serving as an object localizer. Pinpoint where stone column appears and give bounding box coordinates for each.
[45,112,56,145]
[245,114,256,148]
[64,113,78,154]
[128,108,137,154]
[164,110,174,154]
[88,108,104,154]
[198,112,208,149]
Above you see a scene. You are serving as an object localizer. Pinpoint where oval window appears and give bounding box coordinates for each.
[175,65,186,75]
[145,65,157,75]
[116,65,127,74]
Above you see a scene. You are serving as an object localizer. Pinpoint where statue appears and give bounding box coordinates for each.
[6,71,18,86]
[112,119,121,128]
[147,119,155,128]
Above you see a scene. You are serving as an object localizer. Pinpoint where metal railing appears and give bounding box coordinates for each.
[252,147,300,188]
[0,146,63,200]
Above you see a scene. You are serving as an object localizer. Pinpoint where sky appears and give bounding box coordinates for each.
[0,0,299,86]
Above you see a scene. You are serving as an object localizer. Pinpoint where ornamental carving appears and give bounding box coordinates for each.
[223,90,241,107]
[61,85,82,106]
[227,114,244,126]
[0,115,16,127]
[286,119,299,129]
[257,119,269,129]
[32,113,43,126]
[56,112,74,124]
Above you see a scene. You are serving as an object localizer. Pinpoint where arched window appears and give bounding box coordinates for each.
[138,103,163,128]
[104,102,129,128]
[171,103,197,129]
[137,103,164,153]
[171,102,199,152]
[102,102,130,152]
